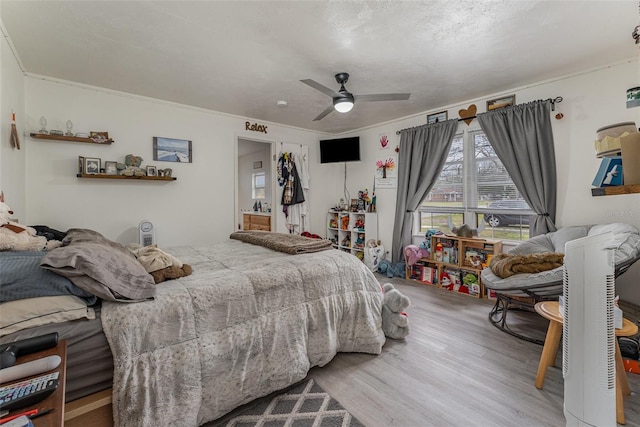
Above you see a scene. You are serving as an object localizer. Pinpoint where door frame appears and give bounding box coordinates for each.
[234,135,275,232]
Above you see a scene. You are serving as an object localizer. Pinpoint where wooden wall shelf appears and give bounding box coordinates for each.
[591,184,640,196]
[31,133,114,145]
[76,174,176,181]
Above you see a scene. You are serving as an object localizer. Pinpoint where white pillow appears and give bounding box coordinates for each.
[0,296,95,337]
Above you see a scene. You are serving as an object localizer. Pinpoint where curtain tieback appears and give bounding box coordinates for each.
[538,213,550,216]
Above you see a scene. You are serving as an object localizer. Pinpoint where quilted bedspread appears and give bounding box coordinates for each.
[101,240,385,427]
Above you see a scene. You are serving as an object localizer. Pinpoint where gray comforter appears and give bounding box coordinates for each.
[101,240,385,427]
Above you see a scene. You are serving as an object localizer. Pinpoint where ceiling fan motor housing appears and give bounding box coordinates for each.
[335,72,350,85]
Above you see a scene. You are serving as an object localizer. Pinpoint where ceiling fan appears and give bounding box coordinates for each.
[300,73,411,121]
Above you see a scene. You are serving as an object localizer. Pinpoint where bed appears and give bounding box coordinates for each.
[0,229,386,426]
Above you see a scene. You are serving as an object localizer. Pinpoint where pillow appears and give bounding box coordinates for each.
[0,251,97,305]
[41,231,156,302]
[0,295,95,337]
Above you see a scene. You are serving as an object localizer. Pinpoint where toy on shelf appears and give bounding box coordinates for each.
[353,218,365,231]
[463,272,480,296]
[341,234,351,248]
[117,154,146,177]
[354,233,365,249]
[447,216,485,238]
[419,229,441,258]
[341,215,349,230]
[329,218,338,229]
[434,242,444,262]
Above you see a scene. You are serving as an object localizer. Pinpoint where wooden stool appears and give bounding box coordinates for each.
[534,301,638,425]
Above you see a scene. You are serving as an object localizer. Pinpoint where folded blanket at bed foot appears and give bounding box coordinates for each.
[230,230,333,254]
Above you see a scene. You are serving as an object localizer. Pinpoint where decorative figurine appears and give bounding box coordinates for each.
[39,116,48,134]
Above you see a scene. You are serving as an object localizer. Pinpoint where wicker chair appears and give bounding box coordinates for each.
[481,223,640,344]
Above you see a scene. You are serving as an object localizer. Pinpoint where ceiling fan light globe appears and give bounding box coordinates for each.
[334,100,354,113]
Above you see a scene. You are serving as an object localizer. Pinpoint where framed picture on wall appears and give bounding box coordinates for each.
[146,166,157,176]
[253,161,262,169]
[153,137,192,163]
[84,157,101,175]
[487,94,515,111]
[427,110,448,124]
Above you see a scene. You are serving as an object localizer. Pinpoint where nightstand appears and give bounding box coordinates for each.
[4,339,67,427]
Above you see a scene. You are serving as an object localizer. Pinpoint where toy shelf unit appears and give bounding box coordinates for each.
[326,210,377,261]
[406,234,502,299]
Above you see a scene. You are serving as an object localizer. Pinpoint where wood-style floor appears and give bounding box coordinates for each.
[304,274,640,427]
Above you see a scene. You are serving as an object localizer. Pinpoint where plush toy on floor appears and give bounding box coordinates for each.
[0,192,61,251]
[117,154,146,177]
[381,283,411,339]
[378,259,405,278]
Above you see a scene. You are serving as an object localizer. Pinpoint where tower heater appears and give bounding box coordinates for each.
[562,232,616,427]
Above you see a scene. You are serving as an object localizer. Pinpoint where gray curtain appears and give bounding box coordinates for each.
[477,100,557,236]
[391,120,458,262]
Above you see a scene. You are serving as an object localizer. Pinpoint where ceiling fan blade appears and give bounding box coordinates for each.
[313,105,335,121]
[300,79,340,98]
[355,93,411,102]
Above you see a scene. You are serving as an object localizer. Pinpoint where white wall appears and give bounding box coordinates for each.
[0,17,26,217]
[16,57,640,304]
[23,77,323,246]
[336,59,640,303]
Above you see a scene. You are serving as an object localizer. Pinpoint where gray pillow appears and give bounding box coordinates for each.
[41,230,155,302]
[0,251,97,304]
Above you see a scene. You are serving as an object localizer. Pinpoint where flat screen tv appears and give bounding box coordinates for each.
[319,137,360,163]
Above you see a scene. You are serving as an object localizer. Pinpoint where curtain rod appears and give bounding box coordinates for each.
[395,96,563,135]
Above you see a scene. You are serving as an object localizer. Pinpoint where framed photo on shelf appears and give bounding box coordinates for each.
[84,157,101,175]
[104,161,118,175]
[487,94,515,111]
[427,110,448,124]
[78,156,84,174]
[153,136,192,163]
[146,165,157,176]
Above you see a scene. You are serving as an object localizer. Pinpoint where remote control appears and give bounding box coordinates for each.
[0,372,59,412]
[0,356,61,384]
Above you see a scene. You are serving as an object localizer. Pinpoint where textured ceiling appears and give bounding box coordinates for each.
[1,1,638,134]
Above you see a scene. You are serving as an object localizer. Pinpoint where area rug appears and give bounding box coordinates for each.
[206,379,365,427]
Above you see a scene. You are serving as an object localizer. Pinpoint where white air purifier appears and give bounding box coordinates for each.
[139,220,155,247]
[563,232,616,427]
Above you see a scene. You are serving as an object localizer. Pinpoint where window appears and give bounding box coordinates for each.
[252,172,266,199]
[417,129,533,241]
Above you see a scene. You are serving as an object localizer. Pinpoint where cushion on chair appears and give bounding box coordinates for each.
[482,223,640,297]
[588,223,640,265]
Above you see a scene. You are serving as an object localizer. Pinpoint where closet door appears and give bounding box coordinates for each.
[274,143,310,234]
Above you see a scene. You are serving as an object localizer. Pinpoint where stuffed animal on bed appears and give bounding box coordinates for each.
[117,154,146,177]
[126,243,193,284]
[0,192,61,251]
[381,283,410,339]
[151,263,193,284]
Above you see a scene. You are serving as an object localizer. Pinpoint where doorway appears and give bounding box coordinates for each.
[236,137,274,230]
